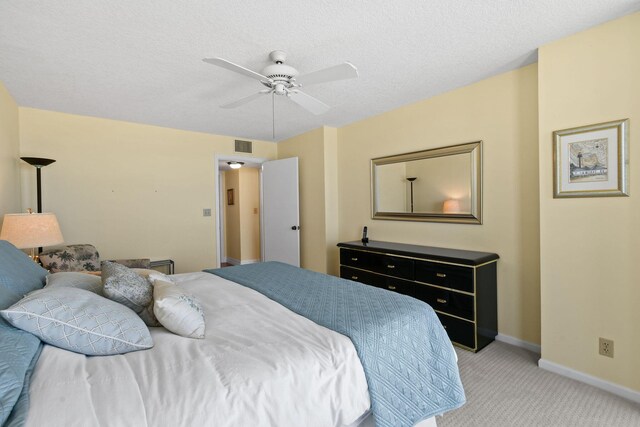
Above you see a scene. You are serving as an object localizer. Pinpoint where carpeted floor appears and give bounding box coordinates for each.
[438,341,640,427]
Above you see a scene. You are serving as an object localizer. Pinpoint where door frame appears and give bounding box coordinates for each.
[213,154,268,268]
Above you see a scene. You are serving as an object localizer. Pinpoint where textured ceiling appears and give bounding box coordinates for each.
[1,1,639,142]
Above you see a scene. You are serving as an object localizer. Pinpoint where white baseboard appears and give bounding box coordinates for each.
[538,358,640,404]
[496,333,541,354]
[225,257,260,266]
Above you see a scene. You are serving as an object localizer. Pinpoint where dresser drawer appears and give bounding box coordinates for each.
[415,261,473,293]
[418,284,474,321]
[340,266,386,288]
[340,249,370,270]
[383,277,421,297]
[436,313,476,349]
[369,253,415,280]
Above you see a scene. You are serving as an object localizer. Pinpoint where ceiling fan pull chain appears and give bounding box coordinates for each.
[272,92,276,141]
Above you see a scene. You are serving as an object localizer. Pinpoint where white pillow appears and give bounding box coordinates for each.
[132,268,173,284]
[153,280,205,339]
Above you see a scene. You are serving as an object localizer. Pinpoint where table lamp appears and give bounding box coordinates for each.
[0,211,64,262]
[443,199,461,214]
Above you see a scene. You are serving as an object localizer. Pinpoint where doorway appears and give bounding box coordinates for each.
[215,156,265,267]
[214,155,301,268]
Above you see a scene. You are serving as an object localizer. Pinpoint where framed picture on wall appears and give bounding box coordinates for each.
[227,189,234,205]
[553,119,629,198]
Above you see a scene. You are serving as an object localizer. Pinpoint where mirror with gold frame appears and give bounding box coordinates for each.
[371,141,482,224]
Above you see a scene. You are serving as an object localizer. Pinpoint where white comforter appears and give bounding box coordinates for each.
[25,272,371,427]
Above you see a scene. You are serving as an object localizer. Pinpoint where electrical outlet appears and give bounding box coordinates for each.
[599,337,614,358]
[203,208,211,217]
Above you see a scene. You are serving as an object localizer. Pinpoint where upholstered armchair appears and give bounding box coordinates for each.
[40,244,150,273]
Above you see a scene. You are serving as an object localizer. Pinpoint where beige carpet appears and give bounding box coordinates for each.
[438,341,640,426]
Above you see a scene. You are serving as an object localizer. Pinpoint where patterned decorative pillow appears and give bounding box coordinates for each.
[101,261,159,326]
[45,272,103,295]
[39,244,100,273]
[0,288,153,356]
[153,280,205,339]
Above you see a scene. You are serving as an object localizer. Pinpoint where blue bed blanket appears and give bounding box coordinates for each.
[206,262,465,427]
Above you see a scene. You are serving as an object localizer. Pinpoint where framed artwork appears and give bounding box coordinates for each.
[553,119,629,198]
[227,189,234,205]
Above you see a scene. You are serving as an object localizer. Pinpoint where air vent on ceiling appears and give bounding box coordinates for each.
[235,140,252,153]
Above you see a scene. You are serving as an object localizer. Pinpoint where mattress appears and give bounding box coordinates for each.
[23,272,371,427]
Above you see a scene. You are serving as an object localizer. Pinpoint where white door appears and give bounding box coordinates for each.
[262,157,300,267]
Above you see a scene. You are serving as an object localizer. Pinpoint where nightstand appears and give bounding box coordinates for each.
[150,259,175,275]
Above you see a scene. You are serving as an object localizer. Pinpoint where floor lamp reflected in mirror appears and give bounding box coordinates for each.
[21,157,56,214]
[406,177,417,213]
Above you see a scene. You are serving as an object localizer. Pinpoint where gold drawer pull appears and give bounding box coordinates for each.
[387,265,396,269]
[436,273,447,278]
[351,257,358,261]
[436,298,448,304]
[388,285,397,290]
[351,276,358,280]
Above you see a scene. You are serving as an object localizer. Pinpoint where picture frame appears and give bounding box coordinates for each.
[553,119,629,198]
[227,189,234,205]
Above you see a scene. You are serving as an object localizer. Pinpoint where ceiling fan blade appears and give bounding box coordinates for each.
[287,90,331,115]
[296,62,358,86]
[203,57,270,82]
[221,90,271,109]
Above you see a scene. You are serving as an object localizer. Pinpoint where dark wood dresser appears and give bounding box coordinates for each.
[338,240,499,352]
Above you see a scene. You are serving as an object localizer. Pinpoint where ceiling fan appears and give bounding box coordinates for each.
[203,50,358,118]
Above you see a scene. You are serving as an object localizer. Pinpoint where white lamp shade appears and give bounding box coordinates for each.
[442,199,461,214]
[0,213,64,249]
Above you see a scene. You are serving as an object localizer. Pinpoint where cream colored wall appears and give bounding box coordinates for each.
[0,82,21,224]
[338,64,541,344]
[224,170,241,262]
[277,127,328,273]
[323,127,340,275]
[238,167,260,261]
[18,108,276,273]
[538,12,640,391]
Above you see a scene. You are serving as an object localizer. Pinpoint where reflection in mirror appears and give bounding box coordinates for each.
[371,141,482,224]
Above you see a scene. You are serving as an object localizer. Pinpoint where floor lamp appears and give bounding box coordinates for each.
[21,157,56,214]
[406,177,417,213]
[21,157,56,253]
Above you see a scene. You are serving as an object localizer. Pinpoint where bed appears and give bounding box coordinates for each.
[0,241,464,427]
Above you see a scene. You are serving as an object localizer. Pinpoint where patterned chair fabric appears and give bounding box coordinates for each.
[40,244,100,273]
[40,244,150,273]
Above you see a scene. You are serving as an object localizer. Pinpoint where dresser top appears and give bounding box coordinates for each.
[337,240,499,265]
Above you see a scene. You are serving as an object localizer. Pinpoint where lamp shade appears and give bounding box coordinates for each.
[442,199,461,214]
[0,213,64,249]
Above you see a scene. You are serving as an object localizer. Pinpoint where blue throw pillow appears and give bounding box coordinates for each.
[0,287,154,356]
[0,240,47,425]
[0,240,48,310]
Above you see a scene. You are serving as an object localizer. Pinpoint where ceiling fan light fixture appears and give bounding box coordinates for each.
[227,161,244,169]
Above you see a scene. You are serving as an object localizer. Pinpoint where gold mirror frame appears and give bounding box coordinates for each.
[370,141,483,224]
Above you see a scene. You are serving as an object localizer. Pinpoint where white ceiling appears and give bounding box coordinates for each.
[1,1,639,142]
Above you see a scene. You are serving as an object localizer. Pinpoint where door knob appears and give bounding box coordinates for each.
[291,225,300,230]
